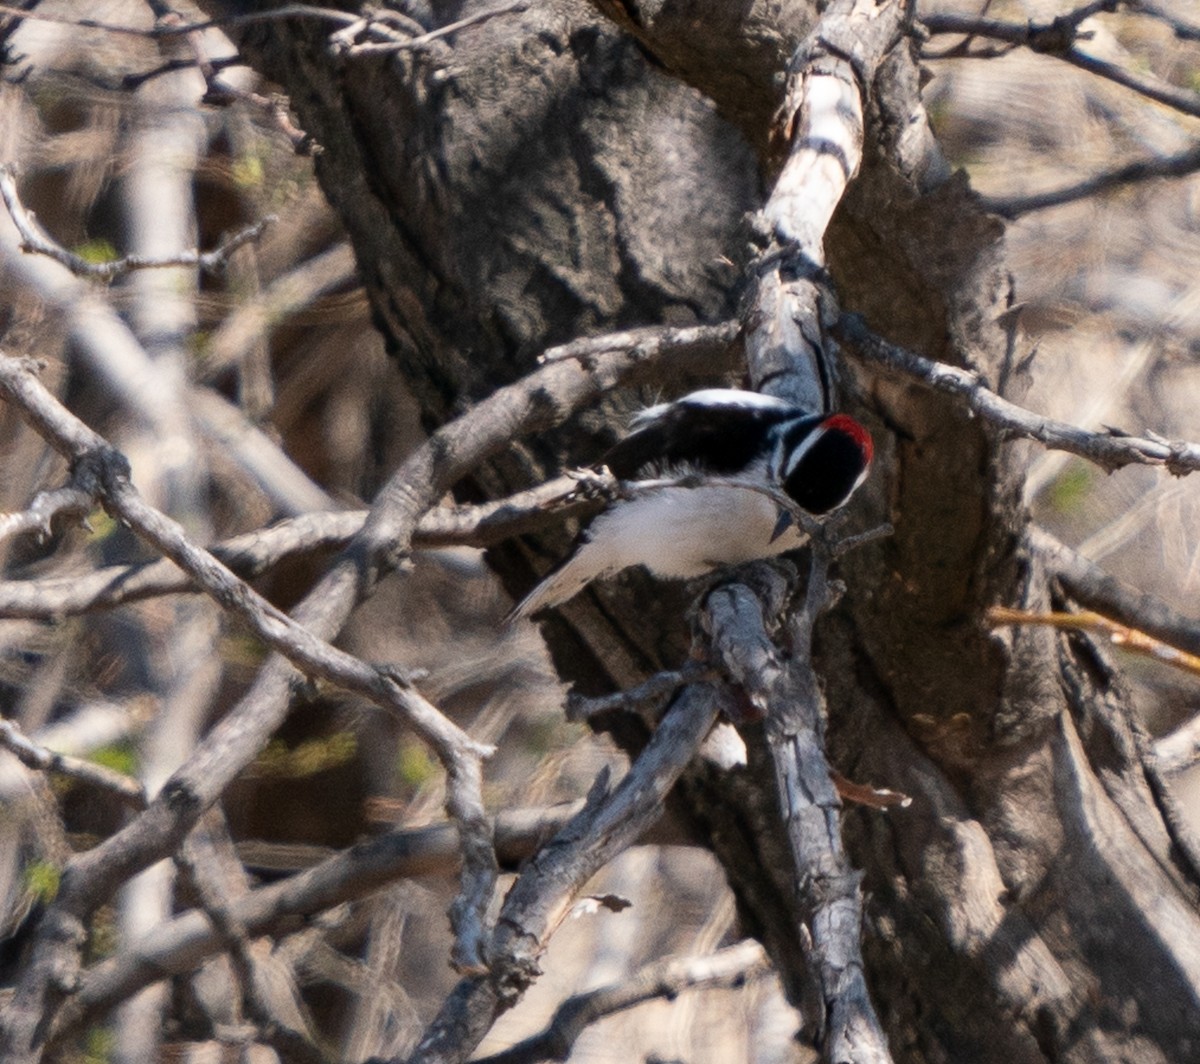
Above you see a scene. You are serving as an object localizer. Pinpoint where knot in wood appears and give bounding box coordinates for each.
[1165,441,1197,478]
[69,447,131,497]
[1028,17,1078,54]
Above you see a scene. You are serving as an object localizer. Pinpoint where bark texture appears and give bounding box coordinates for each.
[212,0,1200,1059]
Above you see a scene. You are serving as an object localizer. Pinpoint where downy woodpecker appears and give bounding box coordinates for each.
[509,388,873,620]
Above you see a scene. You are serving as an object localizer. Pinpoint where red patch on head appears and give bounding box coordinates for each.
[823,414,874,464]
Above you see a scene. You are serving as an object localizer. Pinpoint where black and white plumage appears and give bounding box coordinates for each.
[509,388,874,620]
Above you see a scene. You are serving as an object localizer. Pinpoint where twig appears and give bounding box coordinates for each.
[1137,0,1200,40]
[566,661,718,721]
[0,476,599,621]
[0,166,273,279]
[0,717,145,808]
[836,313,1200,475]
[342,0,530,56]
[830,770,911,811]
[409,684,723,1064]
[201,243,359,378]
[537,319,738,365]
[0,3,361,37]
[1,317,719,1063]
[471,940,770,1064]
[0,485,93,545]
[171,18,316,154]
[1034,527,1200,657]
[979,141,1200,219]
[921,10,1200,119]
[986,606,1200,677]
[48,804,583,1044]
[177,821,327,1064]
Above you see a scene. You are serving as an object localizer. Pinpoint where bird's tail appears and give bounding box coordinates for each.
[505,546,610,623]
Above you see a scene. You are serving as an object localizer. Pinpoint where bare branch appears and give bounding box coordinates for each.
[177,823,328,1064]
[0,717,145,808]
[202,243,359,379]
[471,940,771,1064]
[0,314,716,1062]
[836,313,1200,475]
[341,0,530,57]
[0,476,598,621]
[986,606,1200,678]
[566,661,717,722]
[704,558,890,1063]
[1035,527,1200,657]
[408,685,723,1064]
[536,319,738,365]
[1137,0,1200,40]
[0,485,93,545]
[48,805,582,1044]
[0,167,273,279]
[922,9,1200,119]
[979,141,1200,219]
[0,3,361,37]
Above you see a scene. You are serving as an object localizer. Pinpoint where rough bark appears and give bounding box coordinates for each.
[205,0,1200,1060]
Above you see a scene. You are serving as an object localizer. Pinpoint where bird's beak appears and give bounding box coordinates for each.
[769,509,794,543]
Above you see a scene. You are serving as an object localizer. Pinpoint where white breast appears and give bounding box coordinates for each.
[579,484,806,580]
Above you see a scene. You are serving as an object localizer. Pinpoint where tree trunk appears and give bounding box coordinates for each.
[215,0,1200,1059]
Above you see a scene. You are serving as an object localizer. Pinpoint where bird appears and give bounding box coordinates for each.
[507,388,874,621]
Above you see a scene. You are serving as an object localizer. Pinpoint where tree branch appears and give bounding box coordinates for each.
[470,940,770,1064]
[1035,527,1200,658]
[703,557,890,1063]
[0,476,599,620]
[922,8,1200,120]
[0,717,145,808]
[978,141,1200,219]
[0,167,273,279]
[405,685,723,1064]
[0,314,725,1063]
[0,485,93,545]
[48,804,582,1048]
[836,313,1200,474]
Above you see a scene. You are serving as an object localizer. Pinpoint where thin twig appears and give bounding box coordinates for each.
[836,314,1200,475]
[566,661,718,721]
[0,485,93,545]
[979,141,1200,219]
[177,823,328,1064]
[986,606,1200,677]
[1035,527,1200,657]
[537,319,739,365]
[471,940,771,1064]
[0,476,599,621]
[921,10,1200,119]
[0,2,360,37]
[0,166,274,279]
[342,0,529,56]
[0,717,145,808]
[1137,0,1200,40]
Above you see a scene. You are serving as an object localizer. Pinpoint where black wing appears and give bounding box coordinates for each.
[604,391,807,478]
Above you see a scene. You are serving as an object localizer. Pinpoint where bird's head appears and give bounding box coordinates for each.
[777,413,874,515]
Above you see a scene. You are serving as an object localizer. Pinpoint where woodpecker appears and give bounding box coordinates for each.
[508,388,873,620]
